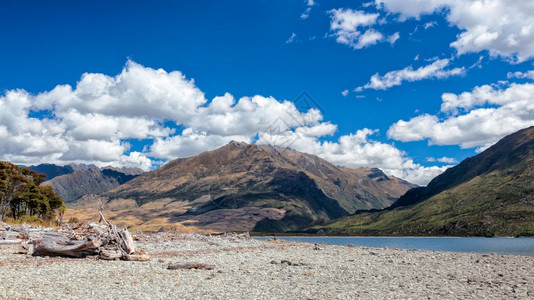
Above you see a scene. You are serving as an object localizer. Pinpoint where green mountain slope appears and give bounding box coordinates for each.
[314,126,534,237]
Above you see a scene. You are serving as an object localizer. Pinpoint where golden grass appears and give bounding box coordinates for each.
[63,197,213,233]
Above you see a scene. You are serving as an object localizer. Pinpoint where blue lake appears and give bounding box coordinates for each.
[255,236,534,256]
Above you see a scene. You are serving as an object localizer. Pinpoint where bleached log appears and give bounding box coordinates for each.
[99,249,123,260]
[123,254,150,261]
[118,228,135,254]
[89,223,110,237]
[0,239,22,245]
[31,232,102,258]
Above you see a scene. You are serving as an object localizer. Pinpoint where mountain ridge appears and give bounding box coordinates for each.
[38,164,141,202]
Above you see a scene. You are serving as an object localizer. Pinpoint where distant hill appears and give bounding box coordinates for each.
[28,164,74,181]
[98,141,415,232]
[314,126,534,237]
[41,164,140,202]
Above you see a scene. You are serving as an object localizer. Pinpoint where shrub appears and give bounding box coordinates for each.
[68,217,80,224]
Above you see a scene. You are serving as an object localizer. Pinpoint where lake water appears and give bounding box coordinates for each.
[255,236,534,256]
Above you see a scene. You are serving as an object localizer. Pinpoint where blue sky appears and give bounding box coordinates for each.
[1,0,534,185]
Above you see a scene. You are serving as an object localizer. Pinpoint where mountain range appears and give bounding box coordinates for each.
[28,164,143,202]
[314,126,534,237]
[65,141,414,232]
[16,126,534,236]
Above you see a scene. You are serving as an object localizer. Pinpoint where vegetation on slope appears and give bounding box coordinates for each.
[0,161,65,224]
[313,126,534,237]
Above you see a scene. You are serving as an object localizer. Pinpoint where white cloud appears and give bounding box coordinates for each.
[0,61,447,185]
[151,128,251,159]
[388,81,534,150]
[36,61,207,122]
[0,61,206,170]
[341,89,349,96]
[190,94,323,137]
[118,152,153,171]
[376,0,534,62]
[300,8,311,19]
[424,21,437,30]
[437,157,457,163]
[330,8,378,31]
[328,8,386,50]
[507,70,534,80]
[387,32,400,44]
[357,29,383,49]
[427,156,457,164]
[275,128,447,185]
[300,0,316,20]
[359,58,465,90]
[286,32,296,43]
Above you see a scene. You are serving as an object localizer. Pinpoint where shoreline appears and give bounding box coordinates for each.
[1,232,534,299]
[255,236,534,257]
[251,232,534,238]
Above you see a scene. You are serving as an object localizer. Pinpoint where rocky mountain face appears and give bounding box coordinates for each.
[100,142,415,232]
[39,164,141,202]
[316,126,534,237]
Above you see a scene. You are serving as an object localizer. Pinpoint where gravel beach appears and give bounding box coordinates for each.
[1,232,533,299]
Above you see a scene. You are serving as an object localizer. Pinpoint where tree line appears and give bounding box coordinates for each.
[0,161,65,223]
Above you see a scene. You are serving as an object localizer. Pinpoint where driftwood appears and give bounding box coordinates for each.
[26,199,149,261]
[0,239,22,245]
[31,232,101,258]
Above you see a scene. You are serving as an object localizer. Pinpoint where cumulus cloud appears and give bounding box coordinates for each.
[151,128,251,159]
[0,61,446,184]
[388,81,534,150]
[341,89,349,96]
[358,58,465,90]
[272,128,448,185]
[0,61,205,170]
[375,0,534,62]
[328,8,391,50]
